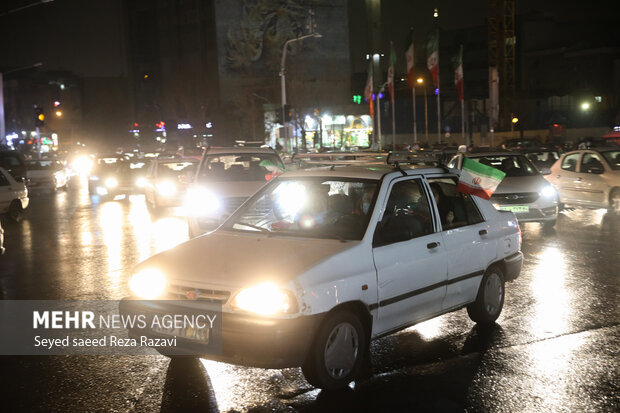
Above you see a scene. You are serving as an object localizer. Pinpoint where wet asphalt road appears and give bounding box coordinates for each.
[0,176,618,412]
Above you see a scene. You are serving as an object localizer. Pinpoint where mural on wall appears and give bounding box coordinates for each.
[226,0,307,72]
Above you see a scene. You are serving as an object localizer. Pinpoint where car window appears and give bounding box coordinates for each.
[561,153,579,172]
[428,178,484,230]
[224,177,379,241]
[600,150,620,171]
[157,161,196,178]
[198,153,284,182]
[374,179,434,246]
[580,153,604,173]
[470,155,537,177]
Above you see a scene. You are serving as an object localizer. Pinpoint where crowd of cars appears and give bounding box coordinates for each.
[1,134,618,389]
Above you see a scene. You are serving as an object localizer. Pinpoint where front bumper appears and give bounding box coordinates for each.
[503,251,523,282]
[119,298,323,369]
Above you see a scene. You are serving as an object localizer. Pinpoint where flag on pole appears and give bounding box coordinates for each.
[364,61,374,117]
[426,27,439,88]
[453,45,464,101]
[387,42,396,101]
[457,158,506,200]
[405,29,415,88]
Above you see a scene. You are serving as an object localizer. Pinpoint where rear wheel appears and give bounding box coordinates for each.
[467,266,505,325]
[302,310,368,390]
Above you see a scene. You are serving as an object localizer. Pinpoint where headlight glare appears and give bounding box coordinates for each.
[233,283,297,315]
[105,177,118,188]
[185,187,221,216]
[157,181,177,197]
[136,177,147,188]
[129,268,167,299]
[541,185,556,198]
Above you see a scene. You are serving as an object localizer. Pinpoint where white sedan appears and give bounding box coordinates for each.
[0,166,29,222]
[545,148,620,214]
[25,160,69,192]
[121,164,523,389]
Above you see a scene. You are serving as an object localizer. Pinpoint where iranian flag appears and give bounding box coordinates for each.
[405,29,415,88]
[387,42,396,101]
[457,158,506,200]
[453,45,464,101]
[364,61,374,117]
[426,27,439,88]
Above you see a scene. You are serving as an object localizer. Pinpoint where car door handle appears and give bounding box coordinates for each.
[478,229,488,236]
[427,242,440,249]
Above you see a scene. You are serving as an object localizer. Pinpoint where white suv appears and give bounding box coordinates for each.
[122,163,523,389]
[186,147,284,237]
[0,166,29,222]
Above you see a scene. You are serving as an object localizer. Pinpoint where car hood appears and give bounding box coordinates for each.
[136,230,358,289]
[495,175,548,194]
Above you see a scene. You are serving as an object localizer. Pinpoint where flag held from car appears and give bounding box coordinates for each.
[457,158,506,200]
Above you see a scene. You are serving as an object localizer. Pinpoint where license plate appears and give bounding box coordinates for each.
[500,205,529,213]
[151,325,210,343]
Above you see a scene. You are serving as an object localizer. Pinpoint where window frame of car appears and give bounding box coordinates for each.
[561,152,580,172]
[371,175,439,248]
[580,152,606,174]
[425,175,486,229]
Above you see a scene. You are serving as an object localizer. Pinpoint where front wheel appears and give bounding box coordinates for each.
[542,219,556,230]
[7,200,23,222]
[467,266,505,325]
[302,310,368,390]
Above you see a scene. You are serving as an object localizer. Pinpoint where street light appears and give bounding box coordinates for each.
[581,102,590,111]
[280,32,322,152]
[417,77,429,143]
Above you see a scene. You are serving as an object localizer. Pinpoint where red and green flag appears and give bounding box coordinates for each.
[457,158,506,200]
[387,42,396,101]
[405,29,415,88]
[364,61,374,117]
[453,45,464,101]
[426,27,439,88]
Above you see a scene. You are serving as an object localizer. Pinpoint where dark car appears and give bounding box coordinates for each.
[501,138,543,150]
[88,160,136,199]
[0,150,27,182]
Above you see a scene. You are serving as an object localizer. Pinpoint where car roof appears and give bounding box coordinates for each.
[280,164,450,180]
[205,146,277,155]
[465,151,520,157]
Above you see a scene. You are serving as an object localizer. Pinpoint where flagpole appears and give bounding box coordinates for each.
[460,45,466,144]
[391,90,396,150]
[377,86,383,150]
[412,87,417,144]
[434,12,441,144]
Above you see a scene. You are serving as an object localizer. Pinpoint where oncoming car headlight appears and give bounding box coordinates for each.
[185,187,221,216]
[157,180,177,197]
[105,177,118,188]
[129,268,167,299]
[233,283,298,315]
[541,185,557,198]
[136,177,147,188]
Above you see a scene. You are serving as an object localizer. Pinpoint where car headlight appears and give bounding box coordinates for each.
[96,186,108,196]
[541,185,557,198]
[185,187,221,216]
[233,283,298,315]
[105,177,118,188]
[129,268,167,299]
[157,180,177,197]
[136,177,147,188]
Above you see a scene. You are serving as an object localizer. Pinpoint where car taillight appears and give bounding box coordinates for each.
[517,222,522,246]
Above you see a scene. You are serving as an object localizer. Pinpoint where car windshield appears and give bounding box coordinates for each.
[523,151,559,164]
[197,153,284,182]
[223,177,379,241]
[26,160,58,170]
[600,150,620,170]
[471,155,538,177]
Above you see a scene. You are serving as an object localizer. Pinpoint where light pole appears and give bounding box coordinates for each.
[417,77,429,143]
[280,32,322,152]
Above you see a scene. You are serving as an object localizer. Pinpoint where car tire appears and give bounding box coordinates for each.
[609,189,620,215]
[301,310,368,390]
[542,219,556,230]
[7,200,23,222]
[467,266,505,325]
